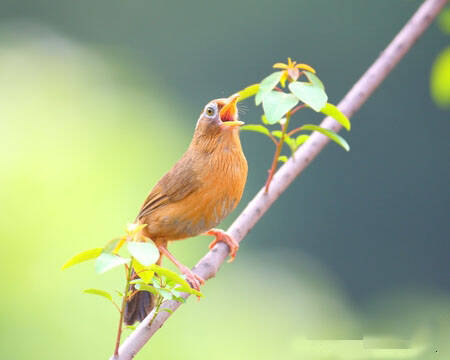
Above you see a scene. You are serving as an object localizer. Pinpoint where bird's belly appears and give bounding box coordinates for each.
[145,194,237,241]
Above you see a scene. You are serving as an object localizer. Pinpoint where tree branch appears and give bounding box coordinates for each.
[111,0,447,358]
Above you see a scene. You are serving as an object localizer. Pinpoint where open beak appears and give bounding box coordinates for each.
[220,94,244,127]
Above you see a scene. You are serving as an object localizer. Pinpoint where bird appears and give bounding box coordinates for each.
[124,94,248,324]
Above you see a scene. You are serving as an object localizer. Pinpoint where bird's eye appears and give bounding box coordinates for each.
[205,106,216,117]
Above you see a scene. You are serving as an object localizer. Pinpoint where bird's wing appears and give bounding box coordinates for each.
[136,154,201,220]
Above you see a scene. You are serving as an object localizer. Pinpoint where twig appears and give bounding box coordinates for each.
[110,0,447,358]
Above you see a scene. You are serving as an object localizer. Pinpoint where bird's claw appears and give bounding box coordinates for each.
[180,266,204,291]
[207,229,239,263]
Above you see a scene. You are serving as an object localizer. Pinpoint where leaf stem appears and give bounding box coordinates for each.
[114,259,134,357]
[264,111,291,193]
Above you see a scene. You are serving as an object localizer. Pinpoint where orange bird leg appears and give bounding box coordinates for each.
[157,244,205,291]
[206,229,239,263]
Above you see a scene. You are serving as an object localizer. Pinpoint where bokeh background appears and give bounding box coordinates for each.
[0,1,449,359]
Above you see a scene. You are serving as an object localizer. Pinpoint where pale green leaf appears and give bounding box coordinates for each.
[296,134,309,146]
[437,8,450,35]
[131,258,154,283]
[95,253,129,274]
[262,91,298,124]
[173,285,203,297]
[304,71,325,89]
[255,71,283,105]
[320,103,351,130]
[278,156,288,163]
[238,84,259,102]
[289,81,328,112]
[301,124,350,151]
[240,124,270,136]
[83,288,113,302]
[61,248,103,270]
[135,284,159,296]
[430,46,450,109]
[127,241,159,266]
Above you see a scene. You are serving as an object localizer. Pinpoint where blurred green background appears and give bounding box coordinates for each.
[0,1,448,359]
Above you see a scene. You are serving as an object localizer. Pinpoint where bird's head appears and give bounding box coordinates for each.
[195,94,244,136]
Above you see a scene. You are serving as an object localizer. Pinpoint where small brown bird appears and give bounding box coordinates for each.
[124,94,248,324]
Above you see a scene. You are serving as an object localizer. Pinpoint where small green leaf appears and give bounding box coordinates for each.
[255,71,283,105]
[160,308,173,314]
[304,71,325,90]
[284,136,297,153]
[289,81,328,112]
[278,156,288,163]
[95,253,129,274]
[320,103,351,131]
[127,241,159,266]
[132,258,154,283]
[301,124,350,151]
[149,265,195,291]
[437,8,450,35]
[173,296,186,303]
[83,288,113,302]
[296,134,309,146]
[173,285,203,297]
[135,284,159,296]
[430,46,450,109]
[261,115,269,125]
[271,130,282,138]
[115,290,124,297]
[103,237,126,254]
[62,248,103,270]
[262,91,299,124]
[238,84,259,102]
[125,325,137,331]
[240,124,270,136]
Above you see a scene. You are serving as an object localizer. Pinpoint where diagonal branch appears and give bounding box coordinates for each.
[111,0,447,358]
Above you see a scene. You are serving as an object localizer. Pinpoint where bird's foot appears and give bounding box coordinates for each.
[179,264,205,291]
[157,244,204,291]
[207,229,239,263]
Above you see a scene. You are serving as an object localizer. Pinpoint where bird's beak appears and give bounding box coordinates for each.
[220,94,244,127]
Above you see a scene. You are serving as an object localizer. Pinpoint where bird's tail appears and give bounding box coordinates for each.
[123,269,156,325]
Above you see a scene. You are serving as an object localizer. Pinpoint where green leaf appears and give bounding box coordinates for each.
[320,103,351,131]
[103,237,126,254]
[301,124,350,151]
[148,264,204,297]
[271,130,282,138]
[173,285,203,297]
[430,46,450,109]
[125,325,137,331]
[284,136,297,153]
[296,134,309,146]
[95,253,129,274]
[289,81,328,112]
[255,71,283,105]
[240,124,270,136]
[115,290,124,297]
[160,308,173,314]
[262,91,299,124]
[61,248,103,270]
[131,258,154,283]
[135,284,160,296]
[127,241,159,266]
[437,8,450,35]
[83,288,113,302]
[278,156,288,163]
[238,84,259,102]
[304,71,325,89]
[261,114,269,125]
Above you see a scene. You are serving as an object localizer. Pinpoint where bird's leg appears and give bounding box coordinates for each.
[156,244,205,291]
[206,229,239,263]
